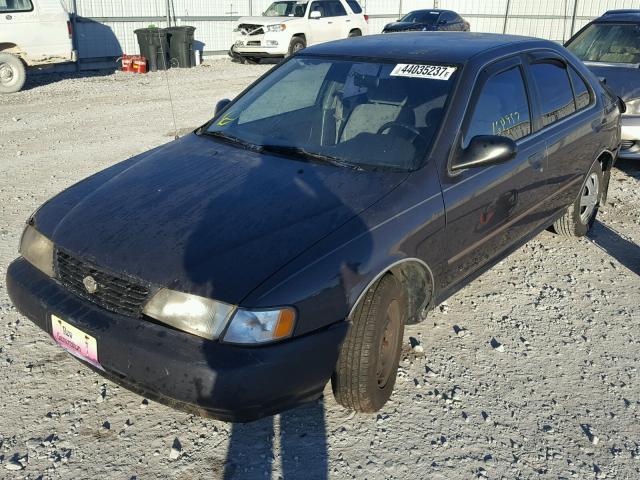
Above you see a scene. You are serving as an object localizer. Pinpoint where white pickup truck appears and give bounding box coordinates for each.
[230,0,368,63]
[0,0,75,93]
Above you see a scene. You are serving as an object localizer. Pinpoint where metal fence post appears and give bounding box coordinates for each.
[71,0,79,71]
[166,0,171,27]
[570,0,579,37]
[398,0,403,18]
[502,0,511,34]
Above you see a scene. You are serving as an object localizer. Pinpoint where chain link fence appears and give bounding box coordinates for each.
[63,0,638,62]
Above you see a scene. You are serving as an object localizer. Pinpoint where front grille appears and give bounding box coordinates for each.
[620,140,635,150]
[238,23,264,35]
[55,249,150,317]
[247,41,261,46]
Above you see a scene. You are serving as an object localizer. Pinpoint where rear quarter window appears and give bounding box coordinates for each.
[346,0,362,14]
[530,62,576,127]
[568,66,591,110]
[0,0,33,12]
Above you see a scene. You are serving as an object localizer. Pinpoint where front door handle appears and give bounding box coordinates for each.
[528,152,544,172]
[328,21,333,24]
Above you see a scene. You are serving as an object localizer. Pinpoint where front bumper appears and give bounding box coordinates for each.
[619,115,640,160]
[6,258,348,422]
[230,31,290,56]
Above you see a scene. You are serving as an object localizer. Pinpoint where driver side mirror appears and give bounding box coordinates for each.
[451,135,517,171]
[214,98,231,116]
[310,10,321,19]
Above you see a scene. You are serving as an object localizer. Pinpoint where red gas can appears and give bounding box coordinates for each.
[121,55,135,72]
[132,56,147,74]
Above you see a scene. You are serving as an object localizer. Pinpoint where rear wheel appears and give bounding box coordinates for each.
[286,37,306,57]
[348,29,362,37]
[332,274,406,412]
[0,53,26,94]
[553,160,603,237]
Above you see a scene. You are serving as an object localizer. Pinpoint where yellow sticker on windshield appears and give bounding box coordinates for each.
[391,64,457,80]
[217,114,236,126]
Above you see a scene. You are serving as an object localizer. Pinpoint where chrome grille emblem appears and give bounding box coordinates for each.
[82,275,98,294]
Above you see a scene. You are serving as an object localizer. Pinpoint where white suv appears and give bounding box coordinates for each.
[0,0,75,93]
[230,0,368,62]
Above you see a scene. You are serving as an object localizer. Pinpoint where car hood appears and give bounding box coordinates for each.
[237,16,293,26]
[34,134,408,304]
[585,63,640,101]
[384,22,438,32]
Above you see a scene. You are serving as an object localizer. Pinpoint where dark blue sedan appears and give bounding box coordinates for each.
[383,9,470,33]
[7,33,621,422]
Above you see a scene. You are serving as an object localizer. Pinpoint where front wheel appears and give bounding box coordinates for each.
[332,274,406,413]
[286,37,306,57]
[552,160,603,237]
[0,53,26,94]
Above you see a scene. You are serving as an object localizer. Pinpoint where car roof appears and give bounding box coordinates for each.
[300,32,549,64]
[597,10,640,23]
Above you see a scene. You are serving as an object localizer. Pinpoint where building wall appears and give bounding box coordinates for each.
[63,0,640,60]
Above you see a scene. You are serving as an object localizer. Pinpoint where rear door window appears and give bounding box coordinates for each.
[529,61,576,127]
[568,66,591,110]
[0,0,33,12]
[346,0,362,14]
[326,0,347,17]
[464,66,532,146]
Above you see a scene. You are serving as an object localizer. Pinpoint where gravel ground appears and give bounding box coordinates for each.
[0,60,639,480]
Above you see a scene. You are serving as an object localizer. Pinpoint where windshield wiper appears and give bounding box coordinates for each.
[259,145,363,170]
[201,130,261,151]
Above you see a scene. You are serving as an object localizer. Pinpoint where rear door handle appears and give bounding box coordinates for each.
[528,152,544,171]
[346,19,351,22]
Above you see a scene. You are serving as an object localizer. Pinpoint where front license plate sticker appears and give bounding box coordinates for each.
[390,64,457,80]
[51,315,103,370]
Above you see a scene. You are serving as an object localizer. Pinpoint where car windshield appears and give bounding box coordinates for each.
[567,22,640,64]
[263,1,307,17]
[400,11,440,24]
[204,57,457,170]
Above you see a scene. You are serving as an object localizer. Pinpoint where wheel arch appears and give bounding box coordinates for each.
[348,258,435,325]
[0,43,24,56]
[291,33,306,43]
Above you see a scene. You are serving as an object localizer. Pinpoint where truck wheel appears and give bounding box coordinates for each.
[553,160,603,237]
[332,274,406,413]
[286,37,306,57]
[0,53,26,94]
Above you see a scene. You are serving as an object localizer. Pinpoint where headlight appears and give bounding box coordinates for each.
[142,288,235,340]
[222,308,296,345]
[19,225,55,277]
[265,23,286,32]
[624,98,640,116]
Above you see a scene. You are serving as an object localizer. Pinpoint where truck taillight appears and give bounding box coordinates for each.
[67,20,73,38]
[364,14,369,22]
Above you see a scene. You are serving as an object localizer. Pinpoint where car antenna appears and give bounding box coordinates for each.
[158,29,179,140]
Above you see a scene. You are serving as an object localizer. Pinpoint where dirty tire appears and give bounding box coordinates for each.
[332,274,406,413]
[286,37,306,57]
[553,160,603,237]
[0,53,26,94]
[348,29,362,37]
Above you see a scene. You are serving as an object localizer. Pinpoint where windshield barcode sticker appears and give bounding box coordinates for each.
[390,64,457,80]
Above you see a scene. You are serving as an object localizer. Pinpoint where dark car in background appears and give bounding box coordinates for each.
[566,9,640,160]
[7,33,620,422]
[383,9,469,33]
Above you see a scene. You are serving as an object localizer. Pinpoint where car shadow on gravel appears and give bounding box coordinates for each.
[22,68,117,91]
[588,220,640,275]
[223,400,328,479]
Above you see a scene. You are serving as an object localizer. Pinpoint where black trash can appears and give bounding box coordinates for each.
[134,27,170,71]
[166,26,196,68]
